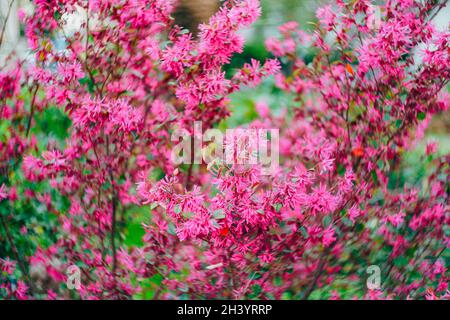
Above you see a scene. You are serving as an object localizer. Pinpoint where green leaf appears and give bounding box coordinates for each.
[371,170,378,184]
[54,11,62,21]
[213,209,225,219]
[273,203,282,212]
[182,211,194,219]
[150,203,158,210]
[124,222,145,247]
[168,223,177,236]
[173,204,182,214]
[417,112,426,121]
[252,284,262,296]
[322,215,332,227]
[78,76,95,93]
[299,226,308,238]
[337,163,346,176]
[393,256,409,268]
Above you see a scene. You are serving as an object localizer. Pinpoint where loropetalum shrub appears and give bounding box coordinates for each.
[0,0,449,299]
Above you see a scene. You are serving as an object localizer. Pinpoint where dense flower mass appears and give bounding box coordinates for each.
[0,0,449,300]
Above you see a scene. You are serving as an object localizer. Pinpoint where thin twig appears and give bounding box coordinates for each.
[302,249,328,300]
[0,0,15,49]
[26,84,39,137]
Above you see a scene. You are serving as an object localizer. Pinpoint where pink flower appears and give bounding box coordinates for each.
[348,205,361,223]
[316,5,336,31]
[152,99,170,122]
[47,290,57,300]
[322,226,336,247]
[15,281,28,300]
[263,59,281,76]
[309,184,337,214]
[425,141,437,155]
[260,252,274,264]
[278,21,299,34]
[0,258,16,274]
[0,0,448,301]
[265,37,286,57]
[57,61,84,82]
[388,211,405,228]
[0,183,8,200]
[433,260,445,275]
